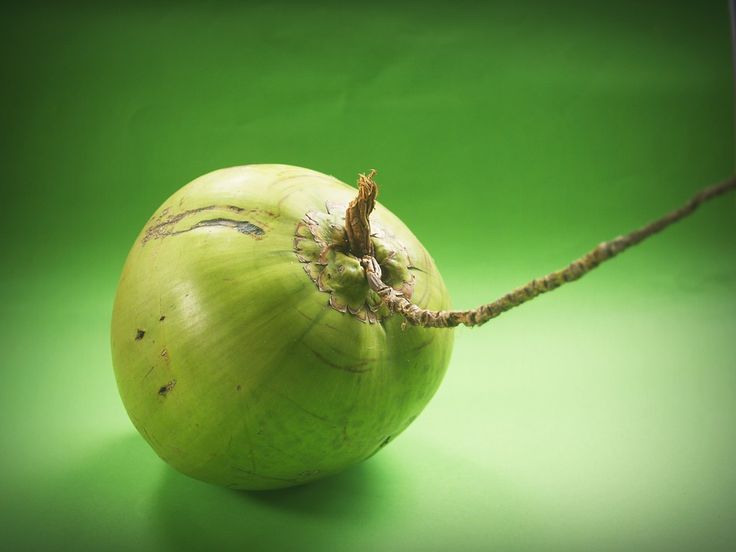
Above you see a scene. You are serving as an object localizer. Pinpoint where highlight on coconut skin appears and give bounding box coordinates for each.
[111,164,736,490]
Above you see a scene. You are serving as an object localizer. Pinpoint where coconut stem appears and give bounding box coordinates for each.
[345,169,378,257]
[359,175,736,328]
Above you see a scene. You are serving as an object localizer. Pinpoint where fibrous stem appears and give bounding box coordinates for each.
[358,174,736,328]
[344,170,378,257]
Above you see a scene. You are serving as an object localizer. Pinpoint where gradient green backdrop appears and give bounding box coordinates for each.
[1,1,735,550]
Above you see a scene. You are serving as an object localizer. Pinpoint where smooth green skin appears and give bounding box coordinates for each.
[111,164,454,490]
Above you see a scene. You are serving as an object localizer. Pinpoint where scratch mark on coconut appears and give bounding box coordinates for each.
[143,366,155,381]
[270,389,340,426]
[261,440,308,462]
[324,340,378,363]
[148,218,265,242]
[305,344,372,373]
[146,204,242,235]
[273,184,304,217]
[142,204,271,244]
[240,400,257,472]
[158,379,176,396]
[294,308,313,321]
[180,218,265,236]
[291,306,330,347]
[139,424,161,448]
[405,335,435,354]
[389,333,437,360]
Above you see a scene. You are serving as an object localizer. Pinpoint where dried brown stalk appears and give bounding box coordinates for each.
[344,169,378,258]
[353,172,736,328]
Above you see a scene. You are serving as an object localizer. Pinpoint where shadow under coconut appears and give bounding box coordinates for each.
[10,432,169,551]
[34,428,539,552]
[154,453,405,551]
[20,432,402,552]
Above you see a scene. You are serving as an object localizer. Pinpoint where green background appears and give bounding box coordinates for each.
[1,1,735,550]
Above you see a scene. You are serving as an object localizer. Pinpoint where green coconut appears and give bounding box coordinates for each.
[112,163,735,491]
[111,164,454,490]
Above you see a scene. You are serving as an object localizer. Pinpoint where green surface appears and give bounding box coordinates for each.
[1,1,734,550]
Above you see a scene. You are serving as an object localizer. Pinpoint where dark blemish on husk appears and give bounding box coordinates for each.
[159,315,166,321]
[158,380,176,396]
[236,384,242,391]
[135,329,145,340]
